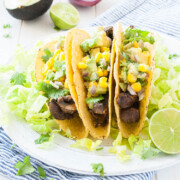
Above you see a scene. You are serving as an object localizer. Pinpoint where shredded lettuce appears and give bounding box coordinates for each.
[148,42,180,118]
[0,44,60,147]
[109,133,130,162]
[70,138,102,151]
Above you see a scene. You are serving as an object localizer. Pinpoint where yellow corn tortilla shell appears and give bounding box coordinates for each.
[114,21,155,138]
[67,28,116,139]
[35,40,88,139]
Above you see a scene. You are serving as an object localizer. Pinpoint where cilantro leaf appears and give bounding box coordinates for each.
[54,26,60,31]
[14,156,35,176]
[10,143,16,150]
[38,166,46,178]
[168,54,180,60]
[10,72,26,85]
[96,147,103,151]
[3,34,10,38]
[37,82,69,99]
[3,24,11,29]
[91,163,105,177]
[35,133,50,144]
[41,48,54,63]
[123,27,155,45]
[85,96,104,104]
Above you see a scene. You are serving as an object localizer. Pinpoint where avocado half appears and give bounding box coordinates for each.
[4,0,53,20]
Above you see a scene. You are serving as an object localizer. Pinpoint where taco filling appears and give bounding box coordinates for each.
[39,37,77,120]
[77,27,113,128]
[117,26,155,123]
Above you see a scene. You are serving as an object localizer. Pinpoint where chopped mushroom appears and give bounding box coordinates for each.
[57,95,77,114]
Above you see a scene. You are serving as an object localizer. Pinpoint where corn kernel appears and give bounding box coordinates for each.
[138,64,149,72]
[95,52,103,63]
[44,80,50,84]
[131,82,142,92]
[78,62,87,69]
[64,79,69,89]
[42,65,49,75]
[87,92,91,98]
[99,77,108,88]
[100,47,110,52]
[103,70,108,76]
[97,68,103,77]
[47,57,55,68]
[102,52,110,62]
[127,74,137,83]
[82,56,89,63]
[89,81,98,87]
[60,52,65,61]
[54,49,62,57]
[133,40,139,48]
[59,76,65,82]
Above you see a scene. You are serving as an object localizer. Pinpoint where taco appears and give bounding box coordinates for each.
[66,27,116,139]
[35,36,88,139]
[114,22,156,138]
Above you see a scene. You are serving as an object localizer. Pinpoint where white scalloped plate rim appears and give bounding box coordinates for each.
[2,25,180,176]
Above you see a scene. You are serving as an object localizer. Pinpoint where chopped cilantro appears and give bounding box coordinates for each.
[38,166,46,178]
[123,27,155,45]
[37,82,69,99]
[142,47,149,52]
[168,54,180,60]
[14,156,35,176]
[35,133,50,144]
[54,26,60,31]
[10,72,26,85]
[3,34,10,38]
[91,163,105,177]
[3,24,11,29]
[86,96,104,105]
[10,143,16,150]
[96,147,103,151]
[41,48,54,63]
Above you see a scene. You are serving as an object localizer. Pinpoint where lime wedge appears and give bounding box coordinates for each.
[149,108,180,154]
[50,3,80,30]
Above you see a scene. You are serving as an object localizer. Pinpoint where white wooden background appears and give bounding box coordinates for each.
[0,0,179,179]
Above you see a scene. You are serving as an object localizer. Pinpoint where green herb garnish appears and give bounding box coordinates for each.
[38,166,46,178]
[3,24,11,29]
[41,48,54,63]
[37,81,69,99]
[3,34,10,38]
[54,26,60,31]
[35,133,50,144]
[123,27,155,45]
[10,72,26,86]
[91,163,105,177]
[96,147,103,151]
[14,156,35,176]
[85,96,104,105]
[10,143,16,150]
[168,54,180,60]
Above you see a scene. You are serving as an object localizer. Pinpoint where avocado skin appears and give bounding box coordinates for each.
[6,0,53,20]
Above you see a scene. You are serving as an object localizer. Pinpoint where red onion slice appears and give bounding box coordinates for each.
[69,0,101,7]
[90,85,96,95]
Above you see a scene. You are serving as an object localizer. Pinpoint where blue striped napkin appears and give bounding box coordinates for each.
[1,0,180,179]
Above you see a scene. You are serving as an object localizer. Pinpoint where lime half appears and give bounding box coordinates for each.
[50,3,80,30]
[149,108,180,154]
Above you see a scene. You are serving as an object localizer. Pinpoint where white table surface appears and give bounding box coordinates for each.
[0,0,179,179]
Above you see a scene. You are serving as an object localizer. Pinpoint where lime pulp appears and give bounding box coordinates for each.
[149,108,180,154]
[50,3,80,30]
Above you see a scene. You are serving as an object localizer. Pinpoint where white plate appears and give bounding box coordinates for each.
[2,26,180,176]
